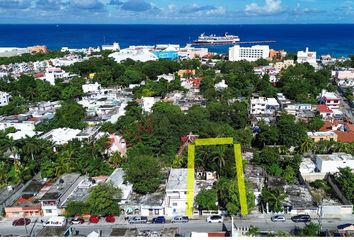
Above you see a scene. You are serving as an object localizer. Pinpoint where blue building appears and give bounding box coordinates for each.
[153,51,179,60]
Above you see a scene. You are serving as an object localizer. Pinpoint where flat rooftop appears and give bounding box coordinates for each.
[307,131,337,137]
[41,173,81,201]
[166,168,187,191]
[316,153,354,162]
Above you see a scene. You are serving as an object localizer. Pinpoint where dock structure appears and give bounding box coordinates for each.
[238,40,276,44]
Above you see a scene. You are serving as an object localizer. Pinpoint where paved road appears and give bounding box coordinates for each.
[0,216,352,237]
[338,91,354,121]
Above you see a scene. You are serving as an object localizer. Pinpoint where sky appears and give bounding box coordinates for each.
[0,0,353,24]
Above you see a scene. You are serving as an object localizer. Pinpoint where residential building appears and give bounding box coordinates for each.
[315,153,354,173]
[177,69,196,78]
[75,127,101,142]
[317,105,334,119]
[82,82,101,93]
[60,176,106,208]
[307,131,338,142]
[320,120,354,143]
[40,173,83,216]
[157,73,175,82]
[0,91,11,106]
[44,67,69,85]
[250,95,280,115]
[107,134,127,157]
[0,114,41,132]
[107,168,133,205]
[214,80,228,91]
[165,169,193,216]
[141,97,160,113]
[0,185,25,216]
[40,128,81,145]
[274,60,295,72]
[102,42,120,52]
[297,47,317,66]
[229,45,270,62]
[5,178,47,218]
[335,69,354,80]
[318,90,341,110]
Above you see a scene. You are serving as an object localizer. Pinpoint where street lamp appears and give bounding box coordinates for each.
[23,213,28,236]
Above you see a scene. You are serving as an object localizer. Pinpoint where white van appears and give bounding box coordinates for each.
[43,216,67,227]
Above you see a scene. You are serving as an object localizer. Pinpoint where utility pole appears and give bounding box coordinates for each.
[318,198,323,235]
[23,214,28,236]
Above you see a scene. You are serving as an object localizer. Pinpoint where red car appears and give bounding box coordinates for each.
[12,218,31,226]
[105,215,115,223]
[89,215,100,223]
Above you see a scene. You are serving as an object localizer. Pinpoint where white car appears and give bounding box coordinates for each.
[206,215,224,223]
[271,215,286,222]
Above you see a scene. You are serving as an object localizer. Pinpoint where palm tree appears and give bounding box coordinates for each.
[259,187,287,213]
[22,138,41,165]
[300,138,315,154]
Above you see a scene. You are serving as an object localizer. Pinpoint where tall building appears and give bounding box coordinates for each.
[297,47,317,66]
[229,45,270,62]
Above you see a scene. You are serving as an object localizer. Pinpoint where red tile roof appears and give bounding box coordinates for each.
[317,104,332,113]
[336,131,354,143]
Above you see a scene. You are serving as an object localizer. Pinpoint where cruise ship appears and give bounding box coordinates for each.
[192,33,240,46]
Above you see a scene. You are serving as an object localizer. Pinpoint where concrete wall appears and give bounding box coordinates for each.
[301,172,327,182]
[322,205,353,216]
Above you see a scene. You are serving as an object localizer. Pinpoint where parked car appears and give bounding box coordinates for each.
[105,215,116,223]
[89,215,100,224]
[43,216,67,227]
[271,215,286,222]
[152,216,166,224]
[128,216,148,224]
[206,215,224,223]
[12,218,31,226]
[291,214,311,223]
[171,216,189,223]
[70,217,84,225]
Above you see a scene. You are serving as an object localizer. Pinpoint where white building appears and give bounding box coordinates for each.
[40,173,83,216]
[297,47,317,66]
[229,45,270,62]
[165,169,192,216]
[178,45,209,59]
[44,67,68,85]
[0,91,11,107]
[109,48,158,63]
[214,80,228,91]
[40,128,81,145]
[318,89,341,110]
[250,96,280,115]
[107,168,133,204]
[102,42,120,52]
[315,153,354,173]
[82,82,101,93]
[157,73,175,82]
[335,69,354,80]
[141,97,160,113]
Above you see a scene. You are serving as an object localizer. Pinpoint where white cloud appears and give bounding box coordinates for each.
[245,0,283,16]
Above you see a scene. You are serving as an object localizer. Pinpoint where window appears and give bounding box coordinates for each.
[172,203,177,206]
[45,209,52,213]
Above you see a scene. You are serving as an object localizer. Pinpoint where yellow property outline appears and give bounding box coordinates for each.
[186,138,248,216]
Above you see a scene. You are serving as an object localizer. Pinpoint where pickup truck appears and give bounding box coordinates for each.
[128,216,148,224]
